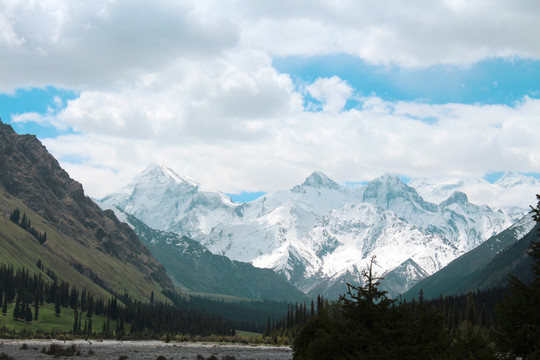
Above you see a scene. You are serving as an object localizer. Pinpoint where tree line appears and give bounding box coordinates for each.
[0,259,293,338]
[0,261,243,338]
[9,209,47,245]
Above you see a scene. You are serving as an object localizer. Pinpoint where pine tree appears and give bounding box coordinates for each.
[34,297,39,321]
[1,293,7,316]
[496,194,540,359]
[73,307,79,334]
[10,209,20,224]
[54,294,61,316]
[465,292,477,325]
[13,295,21,320]
[25,307,32,323]
[20,213,28,229]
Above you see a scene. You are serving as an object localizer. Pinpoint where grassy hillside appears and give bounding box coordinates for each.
[0,188,167,303]
[0,120,176,304]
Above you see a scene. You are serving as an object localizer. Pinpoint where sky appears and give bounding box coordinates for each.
[1,0,540,204]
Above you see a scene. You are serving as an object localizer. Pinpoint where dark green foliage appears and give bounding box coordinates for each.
[2,297,6,315]
[495,195,540,360]
[1,262,271,339]
[294,257,450,359]
[9,209,20,223]
[34,297,39,320]
[54,294,61,316]
[24,306,32,322]
[9,209,47,245]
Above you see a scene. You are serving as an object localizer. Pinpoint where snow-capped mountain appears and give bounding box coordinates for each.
[409,172,540,212]
[100,165,525,299]
[101,165,238,237]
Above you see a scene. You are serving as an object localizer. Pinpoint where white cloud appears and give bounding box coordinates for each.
[2,0,540,203]
[306,76,353,112]
[51,51,303,144]
[0,0,238,91]
[42,96,540,199]
[224,0,540,66]
[2,0,540,93]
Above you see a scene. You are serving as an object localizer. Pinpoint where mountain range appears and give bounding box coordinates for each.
[402,214,536,300]
[100,164,530,298]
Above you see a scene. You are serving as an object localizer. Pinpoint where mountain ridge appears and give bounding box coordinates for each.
[100,164,525,299]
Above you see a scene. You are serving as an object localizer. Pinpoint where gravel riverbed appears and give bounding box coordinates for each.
[0,339,293,360]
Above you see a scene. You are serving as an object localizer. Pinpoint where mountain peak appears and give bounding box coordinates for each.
[440,191,469,207]
[377,172,403,184]
[365,173,407,193]
[300,171,341,190]
[495,172,538,188]
[136,164,198,187]
[363,172,439,213]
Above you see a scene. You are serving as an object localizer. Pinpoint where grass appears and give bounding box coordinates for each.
[0,302,128,336]
[0,189,168,304]
[235,330,263,339]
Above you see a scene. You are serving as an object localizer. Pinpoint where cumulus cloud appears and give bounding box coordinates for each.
[2,0,540,203]
[0,0,238,91]
[225,0,540,66]
[42,96,540,199]
[306,76,353,112]
[2,0,540,93]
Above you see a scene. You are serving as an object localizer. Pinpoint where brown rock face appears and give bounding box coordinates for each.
[0,120,173,297]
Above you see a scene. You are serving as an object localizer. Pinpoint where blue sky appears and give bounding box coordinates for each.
[4,56,540,136]
[275,56,540,107]
[1,0,539,208]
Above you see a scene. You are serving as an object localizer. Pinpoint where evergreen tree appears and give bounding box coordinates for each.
[10,209,20,224]
[73,306,79,334]
[496,194,540,359]
[294,257,448,359]
[25,307,32,323]
[54,294,61,316]
[20,213,27,229]
[13,295,21,320]
[465,292,477,325]
[2,294,7,316]
[33,297,39,321]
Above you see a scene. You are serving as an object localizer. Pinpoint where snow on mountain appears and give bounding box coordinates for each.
[100,166,522,299]
[409,172,539,212]
[300,202,460,296]
[101,164,238,237]
[204,171,363,280]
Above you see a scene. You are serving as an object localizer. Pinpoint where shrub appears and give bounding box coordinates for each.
[0,352,14,360]
[42,344,78,356]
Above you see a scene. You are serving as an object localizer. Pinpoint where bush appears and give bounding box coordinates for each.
[0,352,14,360]
[42,344,79,356]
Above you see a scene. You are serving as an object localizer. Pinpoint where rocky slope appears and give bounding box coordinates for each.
[0,120,173,302]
